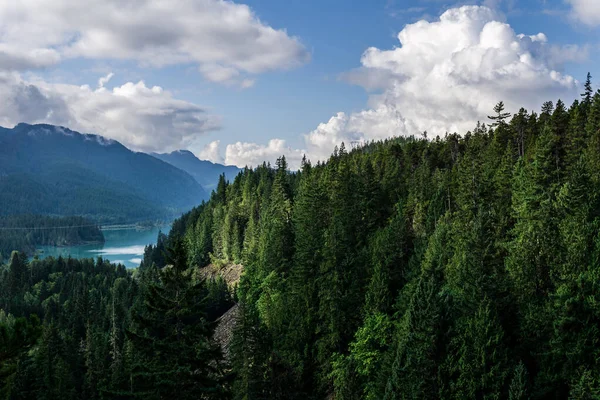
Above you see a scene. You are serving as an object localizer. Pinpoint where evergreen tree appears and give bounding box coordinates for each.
[488,101,512,127]
[127,238,226,399]
[582,73,593,108]
[508,362,529,400]
[383,222,451,400]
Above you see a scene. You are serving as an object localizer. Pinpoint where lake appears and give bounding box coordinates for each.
[34,225,171,268]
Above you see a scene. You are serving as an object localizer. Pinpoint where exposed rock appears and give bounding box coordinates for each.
[213,303,240,360]
[201,263,244,360]
[197,263,243,288]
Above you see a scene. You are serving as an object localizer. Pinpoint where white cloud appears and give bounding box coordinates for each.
[0,0,309,84]
[225,139,305,169]
[198,64,257,89]
[0,72,220,152]
[97,72,114,89]
[317,5,579,157]
[304,112,352,161]
[223,106,409,169]
[0,46,61,70]
[199,64,240,83]
[566,0,600,26]
[198,140,224,164]
[222,5,583,169]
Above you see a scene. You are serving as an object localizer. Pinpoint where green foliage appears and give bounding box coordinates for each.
[509,362,530,400]
[0,246,232,398]
[6,74,600,399]
[163,77,600,400]
[127,238,227,398]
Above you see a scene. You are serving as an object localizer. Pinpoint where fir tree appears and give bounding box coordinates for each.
[127,238,226,399]
[488,101,512,127]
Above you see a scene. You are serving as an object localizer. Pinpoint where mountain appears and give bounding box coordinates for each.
[0,123,207,223]
[151,150,241,191]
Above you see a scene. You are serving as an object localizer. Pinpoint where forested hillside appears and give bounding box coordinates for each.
[0,216,104,262]
[171,75,600,399]
[0,123,206,222]
[4,77,600,399]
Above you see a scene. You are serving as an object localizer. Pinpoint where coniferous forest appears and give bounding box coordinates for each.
[3,76,600,398]
[0,216,104,262]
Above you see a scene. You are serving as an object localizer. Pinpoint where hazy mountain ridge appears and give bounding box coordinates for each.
[0,123,207,222]
[151,150,241,191]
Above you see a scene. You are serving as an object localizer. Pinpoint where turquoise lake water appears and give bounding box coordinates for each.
[34,225,170,268]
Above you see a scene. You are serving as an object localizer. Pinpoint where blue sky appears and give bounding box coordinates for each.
[200,0,600,149]
[0,0,599,167]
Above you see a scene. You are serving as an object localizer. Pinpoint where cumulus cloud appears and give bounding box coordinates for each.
[0,0,309,85]
[0,72,220,152]
[347,6,578,138]
[315,6,579,158]
[225,139,305,169]
[198,140,224,164]
[223,5,583,169]
[566,0,600,26]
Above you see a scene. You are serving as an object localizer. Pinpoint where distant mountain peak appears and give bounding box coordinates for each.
[152,150,241,191]
[16,123,70,134]
[12,122,122,148]
[14,123,63,138]
[14,122,32,129]
[174,149,196,157]
[92,135,116,146]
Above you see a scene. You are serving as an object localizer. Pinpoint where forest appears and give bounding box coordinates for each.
[0,240,234,399]
[2,73,600,398]
[0,216,104,262]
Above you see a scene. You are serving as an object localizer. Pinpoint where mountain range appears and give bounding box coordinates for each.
[152,150,241,191]
[0,123,238,223]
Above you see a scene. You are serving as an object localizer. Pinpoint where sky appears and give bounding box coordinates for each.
[0,0,598,169]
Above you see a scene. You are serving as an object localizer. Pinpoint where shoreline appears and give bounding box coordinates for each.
[38,239,106,249]
[100,222,172,231]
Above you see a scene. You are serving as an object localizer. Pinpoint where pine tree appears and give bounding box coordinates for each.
[565,100,586,170]
[569,369,600,400]
[488,101,512,127]
[507,126,561,302]
[127,237,226,399]
[508,362,529,400]
[551,99,569,173]
[0,313,41,396]
[383,221,451,400]
[284,162,328,395]
[450,297,509,399]
[6,252,29,310]
[585,92,600,183]
[230,293,271,400]
[582,73,593,107]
